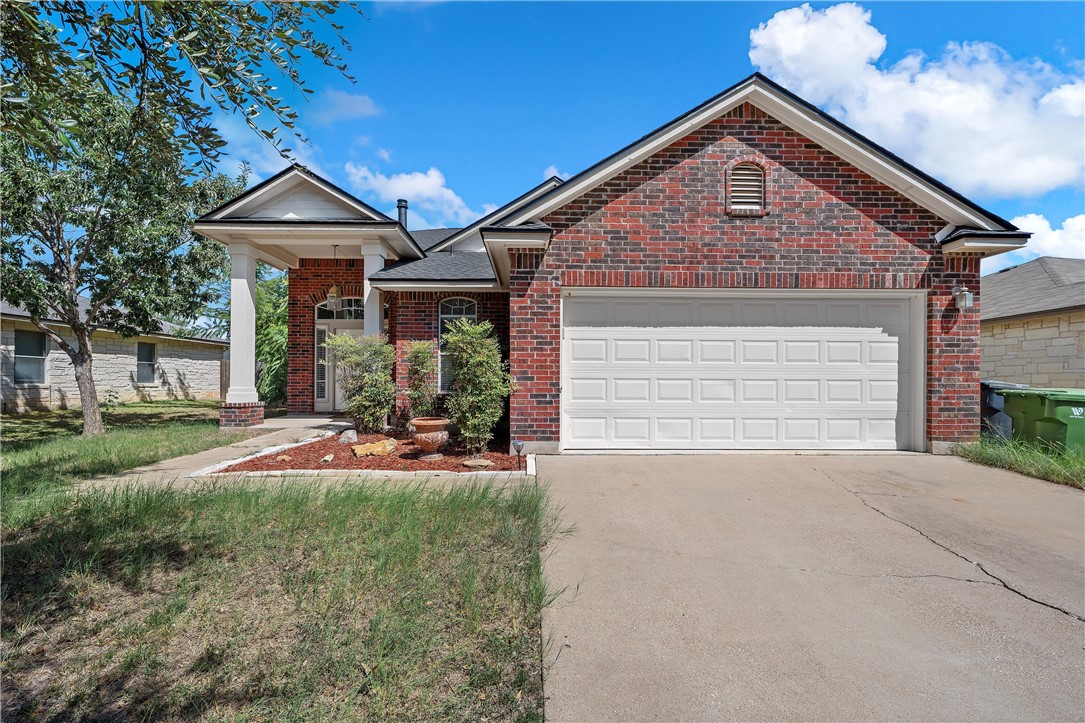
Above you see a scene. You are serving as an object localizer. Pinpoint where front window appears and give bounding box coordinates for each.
[438,297,477,392]
[136,342,156,384]
[14,329,47,384]
[316,297,365,320]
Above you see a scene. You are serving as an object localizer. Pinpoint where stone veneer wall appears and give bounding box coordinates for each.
[0,319,224,411]
[980,310,1085,388]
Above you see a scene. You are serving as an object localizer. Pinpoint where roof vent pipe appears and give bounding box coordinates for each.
[397,199,408,229]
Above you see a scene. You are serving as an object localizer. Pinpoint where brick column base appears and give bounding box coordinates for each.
[220,401,265,428]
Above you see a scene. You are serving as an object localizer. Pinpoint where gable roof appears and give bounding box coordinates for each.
[499,73,1018,234]
[981,257,1085,322]
[0,297,228,345]
[199,164,391,222]
[425,176,565,253]
[410,227,463,252]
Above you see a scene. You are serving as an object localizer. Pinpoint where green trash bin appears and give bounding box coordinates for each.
[1035,390,1085,455]
[999,388,1085,454]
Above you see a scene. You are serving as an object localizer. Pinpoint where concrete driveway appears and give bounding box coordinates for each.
[539,454,1084,721]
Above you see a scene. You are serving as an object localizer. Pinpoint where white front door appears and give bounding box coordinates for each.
[561,291,925,451]
[333,328,367,411]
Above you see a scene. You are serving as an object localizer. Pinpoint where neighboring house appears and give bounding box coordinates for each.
[1,297,227,412]
[980,257,1085,388]
[196,73,1028,452]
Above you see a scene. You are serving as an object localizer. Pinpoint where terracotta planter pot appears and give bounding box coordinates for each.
[411,417,450,456]
[411,417,449,434]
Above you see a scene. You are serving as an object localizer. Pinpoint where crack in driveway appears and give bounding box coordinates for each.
[814,466,1085,623]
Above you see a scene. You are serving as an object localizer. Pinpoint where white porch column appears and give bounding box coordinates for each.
[362,244,388,336]
[226,243,260,403]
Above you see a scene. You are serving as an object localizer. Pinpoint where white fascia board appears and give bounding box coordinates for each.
[481,232,552,290]
[428,178,564,253]
[207,167,387,222]
[506,81,1004,231]
[369,281,502,292]
[941,237,1029,256]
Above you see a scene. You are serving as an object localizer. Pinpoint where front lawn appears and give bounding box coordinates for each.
[956,437,1085,488]
[2,481,555,721]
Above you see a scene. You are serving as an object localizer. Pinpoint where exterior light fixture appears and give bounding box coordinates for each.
[513,439,525,470]
[952,285,974,310]
[327,245,342,311]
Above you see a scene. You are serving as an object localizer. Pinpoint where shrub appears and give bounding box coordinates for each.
[442,318,512,456]
[404,340,438,420]
[324,333,395,433]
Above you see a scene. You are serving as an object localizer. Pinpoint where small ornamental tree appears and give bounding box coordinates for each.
[324,333,395,433]
[442,318,512,456]
[404,340,438,420]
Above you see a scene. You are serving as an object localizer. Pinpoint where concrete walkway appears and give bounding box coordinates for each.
[77,415,352,490]
[538,454,1085,721]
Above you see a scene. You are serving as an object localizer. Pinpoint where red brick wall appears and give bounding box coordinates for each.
[388,290,509,417]
[509,102,981,450]
[286,258,366,413]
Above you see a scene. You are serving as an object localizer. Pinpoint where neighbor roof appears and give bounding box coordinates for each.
[369,251,496,283]
[0,297,228,345]
[981,257,1085,322]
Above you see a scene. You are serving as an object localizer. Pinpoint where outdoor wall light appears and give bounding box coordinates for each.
[513,439,525,470]
[952,285,974,310]
[326,245,342,311]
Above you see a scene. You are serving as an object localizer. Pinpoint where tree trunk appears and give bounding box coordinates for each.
[72,333,106,437]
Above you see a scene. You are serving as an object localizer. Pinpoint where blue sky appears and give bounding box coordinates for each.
[218,2,1085,274]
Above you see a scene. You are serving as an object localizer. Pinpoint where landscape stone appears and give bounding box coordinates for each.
[338,429,358,444]
[320,454,334,463]
[463,458,494,468]
[352,438,397,457]
[275,455,292,462]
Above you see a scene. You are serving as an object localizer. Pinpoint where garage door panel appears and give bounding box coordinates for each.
[562,295,918,450]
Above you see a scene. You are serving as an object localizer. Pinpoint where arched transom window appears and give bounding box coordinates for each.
[438,297,477,392]
[729,163,765,211]
[316,297,365,320]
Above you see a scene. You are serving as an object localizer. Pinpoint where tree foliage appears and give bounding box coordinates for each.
[324,334,395,434]
[0,77,246,434]
[442,319,512,456]
[404,341,439,421]
[1,1,362,170]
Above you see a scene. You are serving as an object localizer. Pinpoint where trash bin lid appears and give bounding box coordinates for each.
[1041,389,1085,402]
[981,380,1031,389]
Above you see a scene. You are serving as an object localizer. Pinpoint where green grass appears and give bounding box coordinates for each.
[955,437,1085,488]
[1,399,284,449]
[1,422,255,508]
[2,480,557,721]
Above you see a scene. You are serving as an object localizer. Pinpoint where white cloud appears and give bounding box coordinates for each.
[215,114,326,180]
[749,3,1085,197]
[311,90,382,125]
[376,148,392,163]
[982,214,1085,273]
[544,164,572,181]
[345,163,485,226]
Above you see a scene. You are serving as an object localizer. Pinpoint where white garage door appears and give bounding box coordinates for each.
[561,292,923,451]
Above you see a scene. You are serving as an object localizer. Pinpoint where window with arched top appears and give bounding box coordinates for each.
[316,297,365,320]
[438,297,477,392]
[729,163,765,212]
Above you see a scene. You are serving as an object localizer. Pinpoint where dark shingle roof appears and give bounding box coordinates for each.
[0,297,228,344]
[981,257,1085,322]
[409,228,463,252]
[370,251,495,282]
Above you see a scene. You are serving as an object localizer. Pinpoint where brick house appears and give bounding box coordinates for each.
[195,74,1029,451]
[980,257,1084,388]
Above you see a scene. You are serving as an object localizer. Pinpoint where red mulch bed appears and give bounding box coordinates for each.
[219,431,520,473]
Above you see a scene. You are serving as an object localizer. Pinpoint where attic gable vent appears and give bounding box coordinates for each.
[729,163,765,211]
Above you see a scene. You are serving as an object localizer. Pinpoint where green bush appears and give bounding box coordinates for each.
[442,318,512,456]
[404,340,438,420]
[324,333,395,433]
